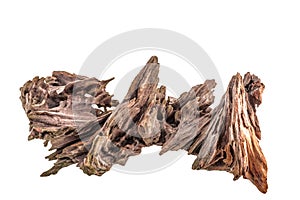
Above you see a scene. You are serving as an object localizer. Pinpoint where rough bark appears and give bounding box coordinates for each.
[20,57,268,193]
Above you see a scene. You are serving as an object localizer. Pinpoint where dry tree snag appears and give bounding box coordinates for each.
[20,56,267,193]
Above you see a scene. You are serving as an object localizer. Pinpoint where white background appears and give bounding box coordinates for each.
[1,0,299,199]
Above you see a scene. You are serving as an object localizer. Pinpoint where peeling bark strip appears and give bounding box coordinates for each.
[20,56,268,193]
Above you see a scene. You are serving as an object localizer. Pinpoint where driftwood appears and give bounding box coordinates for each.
[189,73,267,193]
[20,56,268,193]
[20,71,116,175]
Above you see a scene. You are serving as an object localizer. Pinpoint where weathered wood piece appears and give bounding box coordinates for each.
[80,56,164,175]
[20,57,267,193]
[189,73,267,193]
[20,71,116,176]
[160,80,216,154]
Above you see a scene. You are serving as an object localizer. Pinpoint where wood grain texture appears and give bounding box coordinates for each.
[80,56,161,175]
[190,73,267,193]
[20,71,116,175]
[20,57,268,193]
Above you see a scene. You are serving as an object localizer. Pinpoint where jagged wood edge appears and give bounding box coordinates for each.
[20,58,267,193]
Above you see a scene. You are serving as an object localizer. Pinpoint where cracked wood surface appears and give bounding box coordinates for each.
[20,56,268,193]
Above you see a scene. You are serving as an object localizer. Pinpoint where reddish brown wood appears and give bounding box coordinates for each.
[189,73,267,193]
[20,57,268,193]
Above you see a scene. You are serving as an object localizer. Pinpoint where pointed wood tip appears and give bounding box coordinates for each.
[147,56,158,64]
[101,77,115,87]
[159,149,167,155]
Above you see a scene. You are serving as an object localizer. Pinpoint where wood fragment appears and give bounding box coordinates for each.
[80,56,163,175]
[20,57,268,193]
[160,80,216,154]
[20,71,115,175]
[190,73,267,193]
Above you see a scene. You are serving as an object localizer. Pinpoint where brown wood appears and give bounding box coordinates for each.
[189,73,267,193]
[20,57,268,193]
[20,71,116,175]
